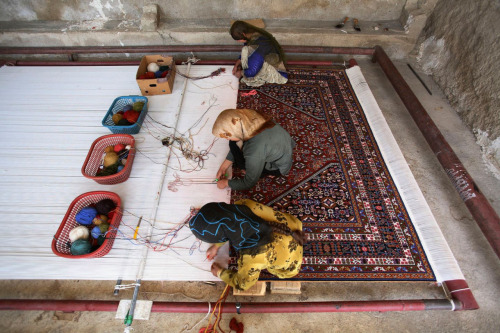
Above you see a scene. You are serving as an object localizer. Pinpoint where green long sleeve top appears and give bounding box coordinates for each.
[226,124,295,191]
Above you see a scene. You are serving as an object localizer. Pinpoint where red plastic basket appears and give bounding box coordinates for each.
[81,134,136,185]
[52,191,123,259]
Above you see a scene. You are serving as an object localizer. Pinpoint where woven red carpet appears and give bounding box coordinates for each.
[231,67,435,281]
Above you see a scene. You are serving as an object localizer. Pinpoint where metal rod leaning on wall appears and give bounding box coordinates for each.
[372,45,500,260]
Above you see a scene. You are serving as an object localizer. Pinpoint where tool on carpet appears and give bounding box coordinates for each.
[353,18,361,31]
[335,17,349,28]
[133,216,143,240]
[407,63,433,95]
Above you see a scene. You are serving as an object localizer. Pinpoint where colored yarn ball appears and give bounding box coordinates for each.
[117,165,124,172]
[75,207,97,225]
[97,235,106,246]
[69,226,90,242]
[159,65,170,72]
[144,72,156,79]
[117,118,132,126]
[99,223,110,233]
[121,158,127,166]
[114,144,125,153]
[122,105,133,112]
[95,199,116,215]
[92,214,108,225]
[91,226,102,239]
[104,152,119,167]
[112,113,123,125]
[147,62,160,72]
[124,110,140,124]
[104,146,115,153]
[97,164,118,176]
[133,101,145,112]
[70,239,92,255]
[154,70,164,78]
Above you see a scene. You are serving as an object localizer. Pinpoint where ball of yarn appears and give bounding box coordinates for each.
[104,146,115,153]
[104,152,119,167]
[95,199,116,215]
[97,235,106,246]
[99,223,110,234]
[92,214,108,225]
[124,110,140,124]
[114,144,125,153]
[159,65,170,72]
[117,165,124,172]
[69,226,90,242]
[91,225,102,239]
[117,118,132,126]
[133,101,145,112]
[70,239,92,255]
[147,62,160,72]
[112,113,123,125]
[122,104,133,112]
[144,72,156,79]
[75,207,97,225]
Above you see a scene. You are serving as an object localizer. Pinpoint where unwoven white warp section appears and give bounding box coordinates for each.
[346,65,464,282]
[0,65,236,281]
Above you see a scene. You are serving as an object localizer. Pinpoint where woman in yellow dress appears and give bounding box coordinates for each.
[189,199,303,291]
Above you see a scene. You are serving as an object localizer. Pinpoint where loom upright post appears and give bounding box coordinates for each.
[124,59,194,332]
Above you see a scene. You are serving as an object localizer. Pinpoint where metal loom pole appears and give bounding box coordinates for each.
[124,58,194,332]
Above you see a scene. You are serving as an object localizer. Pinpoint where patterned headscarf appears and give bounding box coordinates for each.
[212,109,275,141]
[188,202,273,251]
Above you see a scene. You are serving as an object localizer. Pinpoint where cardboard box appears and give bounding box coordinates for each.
[136,55,176,96]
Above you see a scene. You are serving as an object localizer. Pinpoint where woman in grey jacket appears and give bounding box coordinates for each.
[212,108,295,191]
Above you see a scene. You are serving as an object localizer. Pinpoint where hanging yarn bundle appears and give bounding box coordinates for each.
[175,67,225,80]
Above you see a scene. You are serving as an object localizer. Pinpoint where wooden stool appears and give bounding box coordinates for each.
[232,281,267,296]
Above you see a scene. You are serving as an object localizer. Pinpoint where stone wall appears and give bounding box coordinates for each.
[416,0,500,175]
[0,0,406,22]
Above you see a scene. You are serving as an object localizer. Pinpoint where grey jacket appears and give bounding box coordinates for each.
[227,124,294,190]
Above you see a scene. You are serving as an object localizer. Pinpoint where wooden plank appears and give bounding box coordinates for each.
[269,281,301,295]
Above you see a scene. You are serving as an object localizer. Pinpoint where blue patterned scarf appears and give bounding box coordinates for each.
[188,202,272,251]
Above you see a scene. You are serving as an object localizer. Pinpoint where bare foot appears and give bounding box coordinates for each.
[206,244,220,260]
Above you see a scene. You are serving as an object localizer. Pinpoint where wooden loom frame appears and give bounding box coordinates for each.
[1,44,494,313]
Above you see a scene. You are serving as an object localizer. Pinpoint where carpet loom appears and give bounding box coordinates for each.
[0,64,463,284]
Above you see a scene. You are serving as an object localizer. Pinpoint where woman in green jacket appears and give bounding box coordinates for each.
[188,199,303,291]
[212,108,295,191]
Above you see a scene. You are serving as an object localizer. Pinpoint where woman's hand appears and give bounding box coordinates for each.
[232,59,242,76]
[211,263,223,277]
[206,244,220,260]
[216,159,232,180]
[217,179,229,189]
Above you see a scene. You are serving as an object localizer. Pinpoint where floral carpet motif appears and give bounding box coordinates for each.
[231,67,435,281]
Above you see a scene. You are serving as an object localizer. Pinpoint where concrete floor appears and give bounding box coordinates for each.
[0,58,499,333]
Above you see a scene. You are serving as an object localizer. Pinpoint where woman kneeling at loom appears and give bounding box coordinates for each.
[188,199,303,291]
[213,108,295,191]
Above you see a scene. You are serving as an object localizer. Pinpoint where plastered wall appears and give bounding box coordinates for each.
[416,0,500,175]
[0,0,406,22]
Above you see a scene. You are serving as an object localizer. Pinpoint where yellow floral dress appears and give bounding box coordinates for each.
[217,199,303,291]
